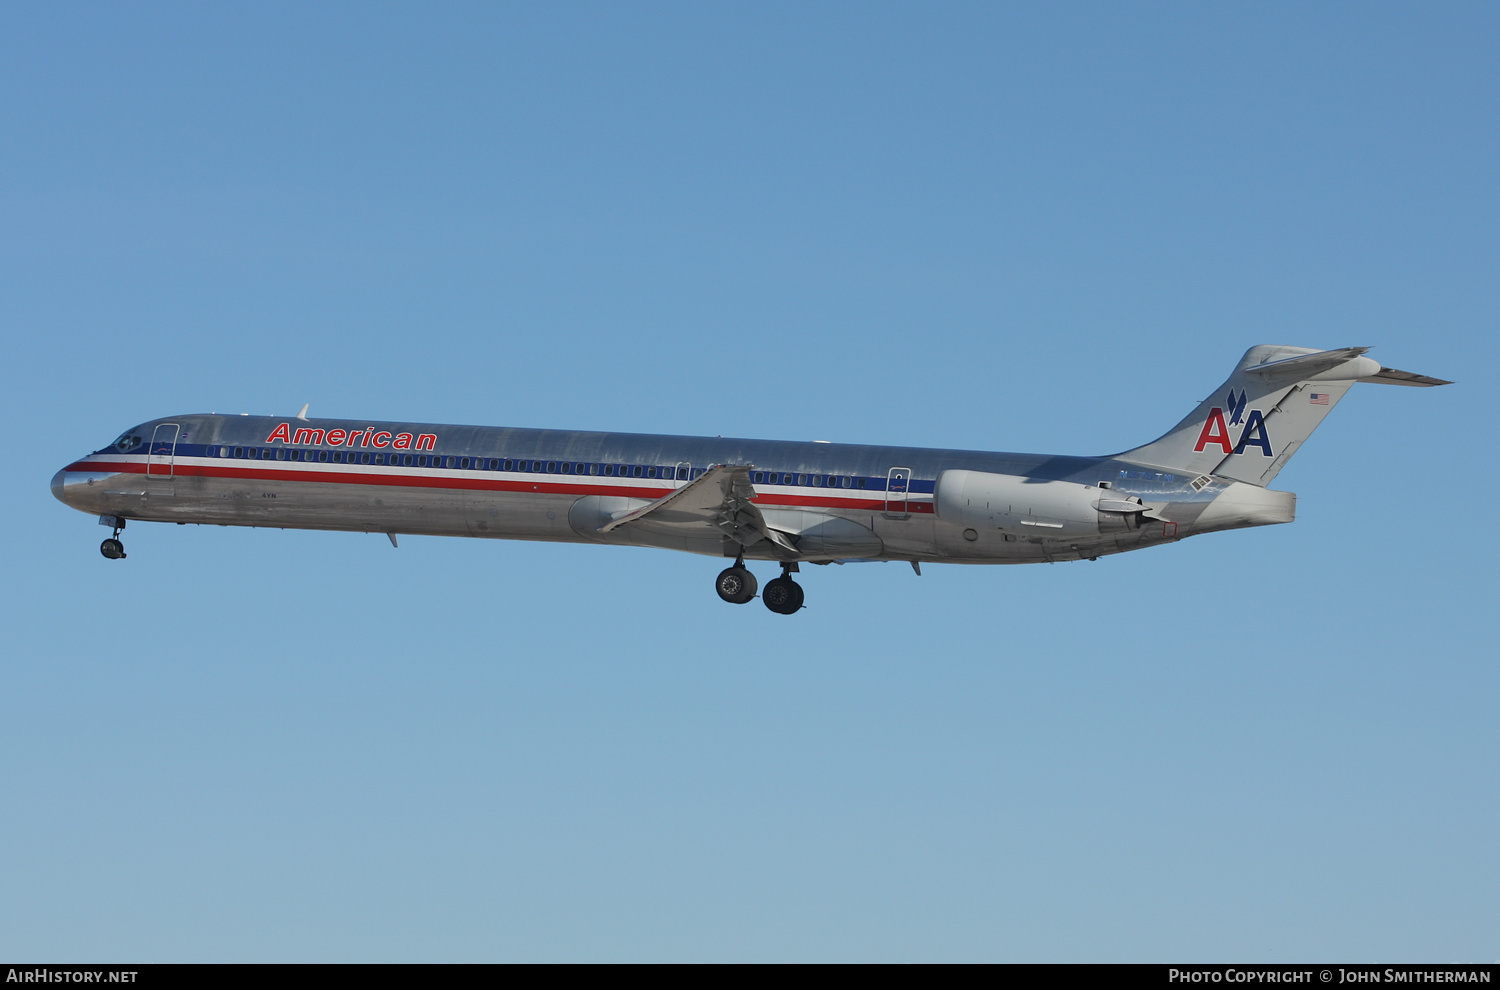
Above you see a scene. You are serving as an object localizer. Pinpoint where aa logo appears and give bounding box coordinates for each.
[1194,389,1272,457]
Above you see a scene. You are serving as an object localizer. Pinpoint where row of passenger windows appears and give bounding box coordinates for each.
[752,471,867,489]
[206,445,878,489]
[212,446,695,476]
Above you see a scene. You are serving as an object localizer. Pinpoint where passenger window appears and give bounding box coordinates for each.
[318,451,328,462]
[798,474,807,485]
[842,476,852,488]
[360,452,370,464]
[404,454,414,466]
[632,465,642,478]
[234,447,244,458]
[646,466,656,479]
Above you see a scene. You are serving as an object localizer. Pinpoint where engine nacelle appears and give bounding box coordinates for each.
[934,470,1146,538]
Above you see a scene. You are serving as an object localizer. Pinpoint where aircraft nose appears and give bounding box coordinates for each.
[51,467,68,505]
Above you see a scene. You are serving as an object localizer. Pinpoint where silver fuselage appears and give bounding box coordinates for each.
[52,413,1290,564]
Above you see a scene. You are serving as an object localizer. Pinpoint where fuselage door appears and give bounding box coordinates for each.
[146,424,180,479]
[885,466,912,518]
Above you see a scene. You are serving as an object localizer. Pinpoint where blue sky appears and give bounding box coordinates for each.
[2,2,1495,961]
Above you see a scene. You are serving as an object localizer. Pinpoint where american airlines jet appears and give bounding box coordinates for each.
[52,346,1446,613]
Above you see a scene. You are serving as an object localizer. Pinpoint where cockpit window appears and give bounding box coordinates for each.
[111,432,143,453]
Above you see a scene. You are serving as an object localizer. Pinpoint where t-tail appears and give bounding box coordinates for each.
[1118,345,1450,487]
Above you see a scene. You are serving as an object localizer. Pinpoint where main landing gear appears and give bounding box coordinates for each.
[100,517,126,560]
[762,572,804,615]
[715,560,804,614]
[715,563,757,604]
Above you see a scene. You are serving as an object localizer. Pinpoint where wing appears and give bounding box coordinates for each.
[598,464,799,554]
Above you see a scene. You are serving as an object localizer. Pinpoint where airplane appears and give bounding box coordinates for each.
[51,345,1447,613]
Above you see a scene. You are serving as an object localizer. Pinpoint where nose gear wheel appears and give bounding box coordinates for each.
[99,518,127,559]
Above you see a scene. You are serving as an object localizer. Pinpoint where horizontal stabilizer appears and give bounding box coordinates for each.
[1357,367,1453,387]
[1242,346,1373,379]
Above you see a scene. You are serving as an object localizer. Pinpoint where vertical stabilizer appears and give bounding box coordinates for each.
[1118,345,1386,487]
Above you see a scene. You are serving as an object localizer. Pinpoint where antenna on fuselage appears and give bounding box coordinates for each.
[296,403,310,421]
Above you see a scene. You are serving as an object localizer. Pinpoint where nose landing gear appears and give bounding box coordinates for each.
[99,517,126,559]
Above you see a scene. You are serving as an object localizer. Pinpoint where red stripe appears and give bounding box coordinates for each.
[65,459,935,513]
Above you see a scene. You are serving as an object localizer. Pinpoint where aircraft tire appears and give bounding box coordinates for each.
[763,577,803,614]
[100,538,126,560]
[715,566,757,604]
